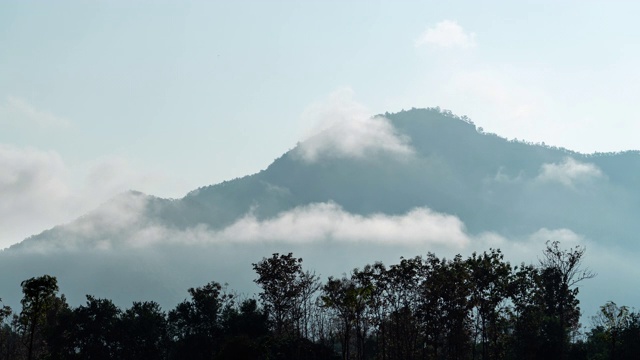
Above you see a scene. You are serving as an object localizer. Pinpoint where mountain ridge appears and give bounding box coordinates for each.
[2,108,639,316]
[9,107,640,250]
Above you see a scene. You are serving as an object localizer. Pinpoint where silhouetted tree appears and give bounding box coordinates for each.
[41,294,73,359]
[468,249,512,360]
[538,241,595,360]
[217,298,269,359]
[19,275,59,360]
[72,295,122,359]
[0,299,14,359]
[0,244,607,360]
[507,264,542,360]
[322,275,372,360]
[253,253,319,338]
[384,256,424,360]
[119,301,169,360]
[168,281,232,360]
[591,301,631,360]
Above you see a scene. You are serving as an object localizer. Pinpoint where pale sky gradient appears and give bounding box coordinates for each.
[2,0,640,246]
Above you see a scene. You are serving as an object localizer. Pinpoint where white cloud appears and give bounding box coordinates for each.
[0,96,71,128]
[18,200,477,251]
[0,144,72,245]
[295,88,413,162]
[415,20,476,49]
[0,144,169,248]
[219,202,469,247]
[65,191,150,243]
[82,156,162,201]
[492,167,524,183]
[16,180,600,255]
[537,157,603,187]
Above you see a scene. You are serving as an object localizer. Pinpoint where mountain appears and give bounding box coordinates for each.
[1,108,639,317]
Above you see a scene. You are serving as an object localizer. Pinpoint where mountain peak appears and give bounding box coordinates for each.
[2,107,640,317]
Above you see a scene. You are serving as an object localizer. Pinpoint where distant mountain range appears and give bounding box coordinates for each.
[2,108,639,316]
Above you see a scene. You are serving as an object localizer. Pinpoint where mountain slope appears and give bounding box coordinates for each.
[1,108,639,315]
[74,107,635,246]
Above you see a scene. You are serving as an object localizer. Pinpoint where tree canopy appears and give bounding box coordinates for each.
[2,242,635,360]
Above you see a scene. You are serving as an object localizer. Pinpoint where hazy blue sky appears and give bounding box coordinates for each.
[2,0,640,246]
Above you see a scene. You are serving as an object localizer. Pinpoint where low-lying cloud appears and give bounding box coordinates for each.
[297,116,413,162]
[20,190,598,257]
[9,189,633,323]
[295,88,413,162]
[220,202,470,246]
[537,157,604,187]
[0,144,168,248]
[22,197,474,251]
[0,144,71,246]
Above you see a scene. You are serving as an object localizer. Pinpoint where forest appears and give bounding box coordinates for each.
[0,241,638,360]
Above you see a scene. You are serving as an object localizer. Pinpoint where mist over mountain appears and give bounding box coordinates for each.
[1,108,638,318]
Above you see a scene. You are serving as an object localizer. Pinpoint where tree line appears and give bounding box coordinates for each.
[0,241,637,360]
